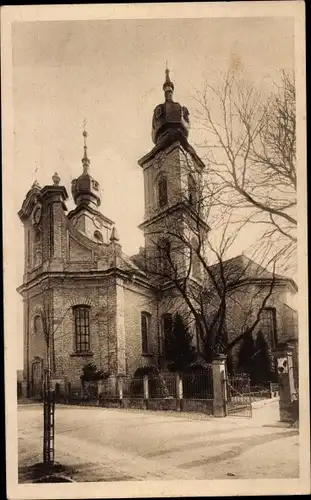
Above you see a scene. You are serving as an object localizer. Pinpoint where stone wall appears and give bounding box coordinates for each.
[181,399,213,414]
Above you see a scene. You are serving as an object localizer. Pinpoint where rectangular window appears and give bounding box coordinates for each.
[261,307,278,347]
[74,306,91,353]
[141,312,150,354]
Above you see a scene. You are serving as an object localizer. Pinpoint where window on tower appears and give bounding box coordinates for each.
[33,314,43,336]
[188,174,197,206]
[191,237,201,280]
[158,175,168,207]
[74,305,91,353]
[158,238,171,275]
[94,230,103,243]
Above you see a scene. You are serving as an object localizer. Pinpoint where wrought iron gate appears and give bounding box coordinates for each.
[225,376,252,418]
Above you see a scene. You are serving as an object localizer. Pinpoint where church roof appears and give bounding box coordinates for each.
[151,67,190,146]
[208,255,297,292]
[117,252,147,277]
[71,128,101,208]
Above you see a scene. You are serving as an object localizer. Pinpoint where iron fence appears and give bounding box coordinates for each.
[98,379,117,399]
[148,373,177,398]
[182,369,213,400]
[66,382,82,400]
[122,376,144,398]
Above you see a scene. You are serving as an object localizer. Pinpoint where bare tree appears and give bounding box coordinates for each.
[193,69,296,270]
[137,152,280,364]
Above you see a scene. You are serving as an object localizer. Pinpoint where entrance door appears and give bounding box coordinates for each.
[31,359,43,399]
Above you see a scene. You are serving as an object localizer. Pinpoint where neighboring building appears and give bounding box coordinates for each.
[17,70,298,396]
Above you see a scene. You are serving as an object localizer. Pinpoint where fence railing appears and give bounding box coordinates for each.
[123,377,144,399]
[148,373,177,398]
[24,370,278,407]
[51,370,214,403]
[182,370,213,400]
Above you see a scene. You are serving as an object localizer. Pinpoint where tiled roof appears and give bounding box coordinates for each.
[209,255,297,290]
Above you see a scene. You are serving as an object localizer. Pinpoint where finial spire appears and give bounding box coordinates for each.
[82,118,90,174]
[52,172,60,186]
[110,226,120,242]
[163,64,174,101]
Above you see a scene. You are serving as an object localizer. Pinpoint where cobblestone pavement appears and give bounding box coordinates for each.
[18,400,299,482]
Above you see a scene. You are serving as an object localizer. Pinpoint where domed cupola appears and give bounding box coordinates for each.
[71,129,101,208]
[151,67,190,145]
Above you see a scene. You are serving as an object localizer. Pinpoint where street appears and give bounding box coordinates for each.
[18,401,299,482]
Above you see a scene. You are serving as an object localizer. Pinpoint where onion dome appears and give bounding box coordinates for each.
[71,128,101,208]
[151,66,190,145]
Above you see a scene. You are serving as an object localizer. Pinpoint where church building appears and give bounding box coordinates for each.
[18,69,208,395]
[17,70,298,396]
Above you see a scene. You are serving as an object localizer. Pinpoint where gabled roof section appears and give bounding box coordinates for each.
[117,252,147,277]
[208,255,297,292]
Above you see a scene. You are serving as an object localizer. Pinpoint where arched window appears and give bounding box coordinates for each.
[73,305,91,353]
[141,312,151,354]
[188,174,197,206]
[260,307,278,347]
[158,175,168,207]
[33,314,43,335]
[158,238,171,275]
[191,237,201,280]
[94,230,103,243]
[161,313,173,355]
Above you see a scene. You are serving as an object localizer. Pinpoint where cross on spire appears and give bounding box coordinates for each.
[163,64,174,101]
[82,118,90,174]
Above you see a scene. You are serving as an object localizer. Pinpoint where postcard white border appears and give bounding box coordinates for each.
[2,2,309,498]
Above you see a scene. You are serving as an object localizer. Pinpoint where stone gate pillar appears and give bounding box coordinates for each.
[272,342,298,423]
[212,354,227,417]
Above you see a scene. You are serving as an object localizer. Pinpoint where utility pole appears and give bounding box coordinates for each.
[42,297,55,466]
[41,294,72,466]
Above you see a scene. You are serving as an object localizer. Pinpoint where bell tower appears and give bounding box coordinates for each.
[68,126,114,244]
[138,68,209,281]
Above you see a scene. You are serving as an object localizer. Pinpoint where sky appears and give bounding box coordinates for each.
[10,16,295,368]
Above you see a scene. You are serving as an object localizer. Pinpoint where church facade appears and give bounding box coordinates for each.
[18,70,207,394]
[18,70,298,396]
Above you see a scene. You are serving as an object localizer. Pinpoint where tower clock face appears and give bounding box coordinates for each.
[32,204,42,225]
